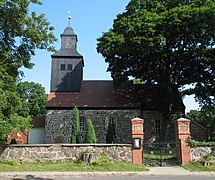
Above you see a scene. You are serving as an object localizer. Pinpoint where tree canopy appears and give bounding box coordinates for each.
[16,81,47,117]
[0,0,56,82]
[97,0,215,103]
[0,0,56,144]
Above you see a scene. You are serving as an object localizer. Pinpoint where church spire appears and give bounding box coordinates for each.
[59,14,77,50]
[68,15,71,27]
[50,15,84,92]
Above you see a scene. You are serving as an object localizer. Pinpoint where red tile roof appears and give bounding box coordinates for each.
[46,80,140,109]
[46,80,185,110]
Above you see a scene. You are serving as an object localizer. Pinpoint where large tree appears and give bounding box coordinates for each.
[16,81,47,117]
[97,0,215,140]
[0,0,56,82]
[0,0,56,143]
[0,80,31,143]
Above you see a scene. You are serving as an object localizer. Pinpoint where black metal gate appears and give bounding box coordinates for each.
[143,142,178,166]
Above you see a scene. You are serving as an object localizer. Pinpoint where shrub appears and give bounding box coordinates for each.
[85,118,96,143]
[71,106,79,143]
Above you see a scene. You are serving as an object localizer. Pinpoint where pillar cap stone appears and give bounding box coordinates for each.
[177,118,191,122]
[131,117,144,121]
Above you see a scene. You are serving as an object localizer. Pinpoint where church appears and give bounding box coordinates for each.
[44,19,185,144]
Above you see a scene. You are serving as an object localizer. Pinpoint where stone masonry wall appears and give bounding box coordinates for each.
[191,146,215,162]
[0,144,132,163]
[45,109,182,144]
[45,109,140,144]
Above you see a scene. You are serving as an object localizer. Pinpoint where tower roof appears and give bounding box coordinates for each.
[62,26,75,35]
[51,18,83,62]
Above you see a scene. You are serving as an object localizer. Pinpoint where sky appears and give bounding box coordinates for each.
[21,0,199,113]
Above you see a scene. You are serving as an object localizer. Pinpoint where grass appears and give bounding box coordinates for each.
[183,162,215,172]
[0,156,148,172]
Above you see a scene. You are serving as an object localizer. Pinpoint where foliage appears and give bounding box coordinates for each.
[0,80,31,144]
[187,137,215,148]
[71,106,79,143]
[106,121,116,143]
[97,0,215,92]
[0,0,6,7]
[0,158,148,172]
[183,162,215,172]
[0,0,56,82]
[187,106,215,140]
[97,0,215,140]
[16,81,47,117]
[85,118,96,143]
[0,0,56,144]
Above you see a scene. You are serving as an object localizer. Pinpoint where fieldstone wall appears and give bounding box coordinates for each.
[45,109,182,144]
[45,109,140,144]
[191,146,215,162]
[0,144,132,163]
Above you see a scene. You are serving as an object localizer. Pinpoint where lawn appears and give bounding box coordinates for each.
[183,162,215,172]
[0,157,148,172]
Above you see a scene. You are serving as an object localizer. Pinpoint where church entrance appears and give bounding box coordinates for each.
[142,141,178,166]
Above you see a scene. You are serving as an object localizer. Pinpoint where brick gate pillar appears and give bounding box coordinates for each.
[131,117,144,164]
[175,118,191,165]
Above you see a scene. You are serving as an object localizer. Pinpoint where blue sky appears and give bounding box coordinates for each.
[21,0,199,112]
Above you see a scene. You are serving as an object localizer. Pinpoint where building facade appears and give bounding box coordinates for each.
[45,21,185,144]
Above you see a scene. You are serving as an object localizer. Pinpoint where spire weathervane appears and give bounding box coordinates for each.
[67,9,71,27]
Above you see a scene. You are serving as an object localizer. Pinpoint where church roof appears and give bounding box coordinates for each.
[51,48,83,58]
[46,80,140,109]
[46,81,185,110]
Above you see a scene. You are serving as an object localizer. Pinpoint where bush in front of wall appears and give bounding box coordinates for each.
[71,106,79,143]
[85,118,96,143]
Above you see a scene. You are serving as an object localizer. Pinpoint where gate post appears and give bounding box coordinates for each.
[175,118,191,165]
[131,117,144,164]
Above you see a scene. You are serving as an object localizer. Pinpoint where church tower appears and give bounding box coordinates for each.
[50,17,84,92]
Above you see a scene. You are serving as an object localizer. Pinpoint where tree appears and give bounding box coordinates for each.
[97,0,215,140]
[0,0,6,7]
[0,0,56,82]
[187,105,215,141]
[106,121,116,143]
[16,81,47,117]
[85,118,96,143]
[0,80,31,144]
[71,106,79,143]
[0,0,56,144]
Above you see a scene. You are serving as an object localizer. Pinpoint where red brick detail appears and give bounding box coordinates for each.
[176,118,191,165]
[8,131,28,144]
[131,118,144,164]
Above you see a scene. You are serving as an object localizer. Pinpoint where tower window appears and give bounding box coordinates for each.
[68,64,73,70]
[60,64,66,71]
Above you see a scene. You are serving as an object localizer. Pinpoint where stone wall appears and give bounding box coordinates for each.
[0,144,132,163]
[191,146,215,162]
[45,109,140,144]
[45,109,182,144]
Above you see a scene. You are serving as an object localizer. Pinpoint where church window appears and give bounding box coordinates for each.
[67,64,73,70]
[60,64,66,71]
[155,119,161,134]
[109,117,114,124]
[79,117,85,132]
